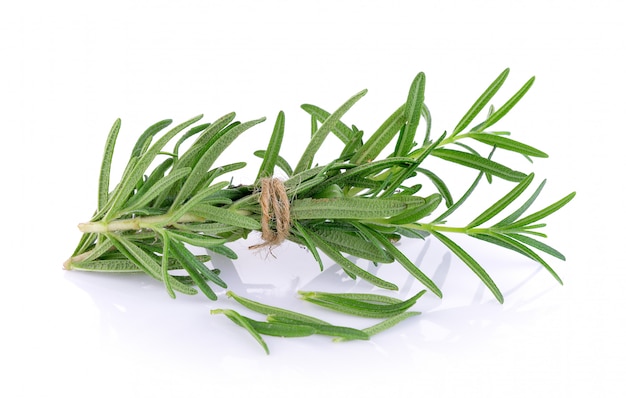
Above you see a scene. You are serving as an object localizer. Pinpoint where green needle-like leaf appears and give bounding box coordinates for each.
[305,292,403,304]
[472,75,535,132]
[211,309,269,354]
[105,234,160,280]
[172,122,210,157]
[207,245,238,260]
[305,227,398,290]
[226,291,330,325]
[453,68,509,136]
[131,119,174,158]
[159,230,175,298]
[131,157,174,200]
[431,148,526,182]
[309,157,417,196]
[359,311,421,340]
[340,128,364,158]
[231,315,317,338]
[299,290,426,318]
[430,230,504,303]
[105,115,204,220]
[468,133,548,158]
[189,203,261,231]
[168,230,227,249]
[172,222,239,235]
[434,169,484,223]
[161,181,231,226]
[473,233,563,284]
[267,316,369,340]
[131,119,172,157]
[292,221,325,270]
[98,118,121,212]
[70,259,140,272]
[291,197,407,220]
[169,238,226,289]
[386,194,442,225]
[106,234,197,296]
[171,117,266,210]
[120,167,191,214]
[351,104,405,164]
[67,238,114,268]
[301,103,355,144]
[416,168,453,207]
[172,113,236,173]
[420,104,432,145]
[506,232,566,260]
[380,132,447,199]
[361,226,442,298]
[253,150,293,176]
[494,178,547,226]
[310,226,394,263]
[466,173,535,229]
[395,72,425,157]
[505,192,576,230]
[294,89,367,174]
[169,241,218,300]
[256,111,285,181]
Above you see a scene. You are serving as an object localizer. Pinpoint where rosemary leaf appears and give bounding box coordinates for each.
[504,192,576,230]
[467,133,548,158]
[291,197,407,220]
[431,148,526,182]
[211,309,269,354]
[256,111,285,181]
[105,115,204,221]
[226,291,330,325]
[98,118,121,212]
[466,172,536,229]
[337,312,421,342]
[171,117,266,209]
[305,227,399,290]
[70,259,140,272]
[294,89,367,174]
[452,68,509,136]
[267,316,369,340]
[351,104,405,164]
[395,72,425,157]
[301,103,355,145]
[430,230,504,303]
[471,76,535,132]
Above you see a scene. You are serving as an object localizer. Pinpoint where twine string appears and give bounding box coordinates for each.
[249,178,290,250]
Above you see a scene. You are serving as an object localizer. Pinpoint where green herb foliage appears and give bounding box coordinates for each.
[212,291,424,353]
[65,69,575,352]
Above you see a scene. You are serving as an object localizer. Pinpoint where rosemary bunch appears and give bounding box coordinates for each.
[65,68,574,352]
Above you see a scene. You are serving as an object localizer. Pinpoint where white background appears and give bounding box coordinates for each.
[2,1,624,397]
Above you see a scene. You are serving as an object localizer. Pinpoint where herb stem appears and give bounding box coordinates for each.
[402,223,491,236]
[78,213,205,233]
[437,132,472,147]
[63,251,92,269]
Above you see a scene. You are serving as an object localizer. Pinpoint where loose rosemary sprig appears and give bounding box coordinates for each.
[65,68,575,352]
[211,291,424,353]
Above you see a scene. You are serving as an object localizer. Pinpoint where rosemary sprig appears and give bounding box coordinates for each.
[65,68,575,352]
[212,291,424,353]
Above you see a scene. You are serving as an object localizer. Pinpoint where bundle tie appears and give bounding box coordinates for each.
[249,178,290,250]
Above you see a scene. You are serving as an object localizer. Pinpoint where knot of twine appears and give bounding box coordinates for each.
[249,178,291,250]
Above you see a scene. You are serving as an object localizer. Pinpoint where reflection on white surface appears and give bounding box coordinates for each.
[63,233,560,358]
